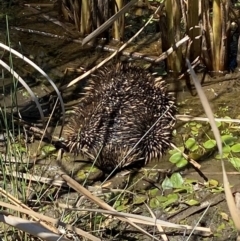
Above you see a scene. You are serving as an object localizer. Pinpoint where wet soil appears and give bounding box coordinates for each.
[1,1,240,241]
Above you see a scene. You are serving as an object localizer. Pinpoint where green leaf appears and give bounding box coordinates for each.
[12,143,26,153]
[191,126,198,132]
[191,130,199,136]
[162,177,173,190]
[76,170,87,180]
[208,179,219,187]
[161,193,179,208]
[185,199,199,206]
[216,121,222,128]
[169,152,183,164]
[223,116,232,122]
[231,143,240,153]
[170,173,184,188]
[169,152,188,168]
[196,123,202,128]
[150,194,179,209]
[185,138,198,151]
[203,139,216,149]
[41,144,56,155]
[221,135,236,146]
[155,195,168,202]
[176,158,188,168]
[215,153,229,159]
[229,157,240,170]
[148,188,159,197]
[116,204,128,212]
[149,197,161,208]
[168,146,184,155]
[222,145,231,154]
[133,195,147,205]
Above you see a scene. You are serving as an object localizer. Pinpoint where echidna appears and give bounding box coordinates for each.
[65,63,176,172]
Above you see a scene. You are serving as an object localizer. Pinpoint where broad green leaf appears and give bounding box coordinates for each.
[169,153,188,168]
[148,188,159,197]
[215,153,229,159]
[222,145,231,154]
[168,146,184,155]
[170,173,184,188]
[196,123,202,128]
[161,193,179,209]
[149,197,161,208]
[208,179,219,187]
[169,152,183,164]
[162,176,173,190]
[185,199,199,206]
[203,139,216,149]
[155,195,168,202]
[133,195,147,205]
[231,143,240,153]
[176,158,188,168]
[185,138,198,151]
[221,135,236,146]
[41,144,56,155]
[229,157,240,170]
[116,204,128,212]
[12,143,26,153]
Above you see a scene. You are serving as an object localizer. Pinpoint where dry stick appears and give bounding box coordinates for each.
[0,59,45,126]
[82,0,138,45]
[66,34,190,88]
[22,114,240,160]
[187,58,240,232]
[22,4,191,84]
[0,187,58,233]
[11,26,189,65]
[0,42,65,138]
[187,59,222,154]
[186,60,240,232]
[24,3,54,7]
[37,98,59,151]
[185,204,211,241]
[56,205,212,233]
[0,214,70,241]
[170,143,208,182]
[176,115,240,123]
[0,201,100,241]
[145,204,169,241]
[170,143,200,169]
[66,5,161,88]
[29,126,60,142]
[154,35,190,63]
[61,173,161,241]
[24,5,78,37]
[27,98,61,202]
[0,171,67,187]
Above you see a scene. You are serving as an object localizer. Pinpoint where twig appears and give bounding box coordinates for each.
[66,5,161,88]
[11,26,189,65]
[176,114,240,123]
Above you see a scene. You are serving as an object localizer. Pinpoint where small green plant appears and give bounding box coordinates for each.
[170,118,240,171]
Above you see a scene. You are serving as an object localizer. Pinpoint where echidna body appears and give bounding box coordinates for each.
[65,64,176,171]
